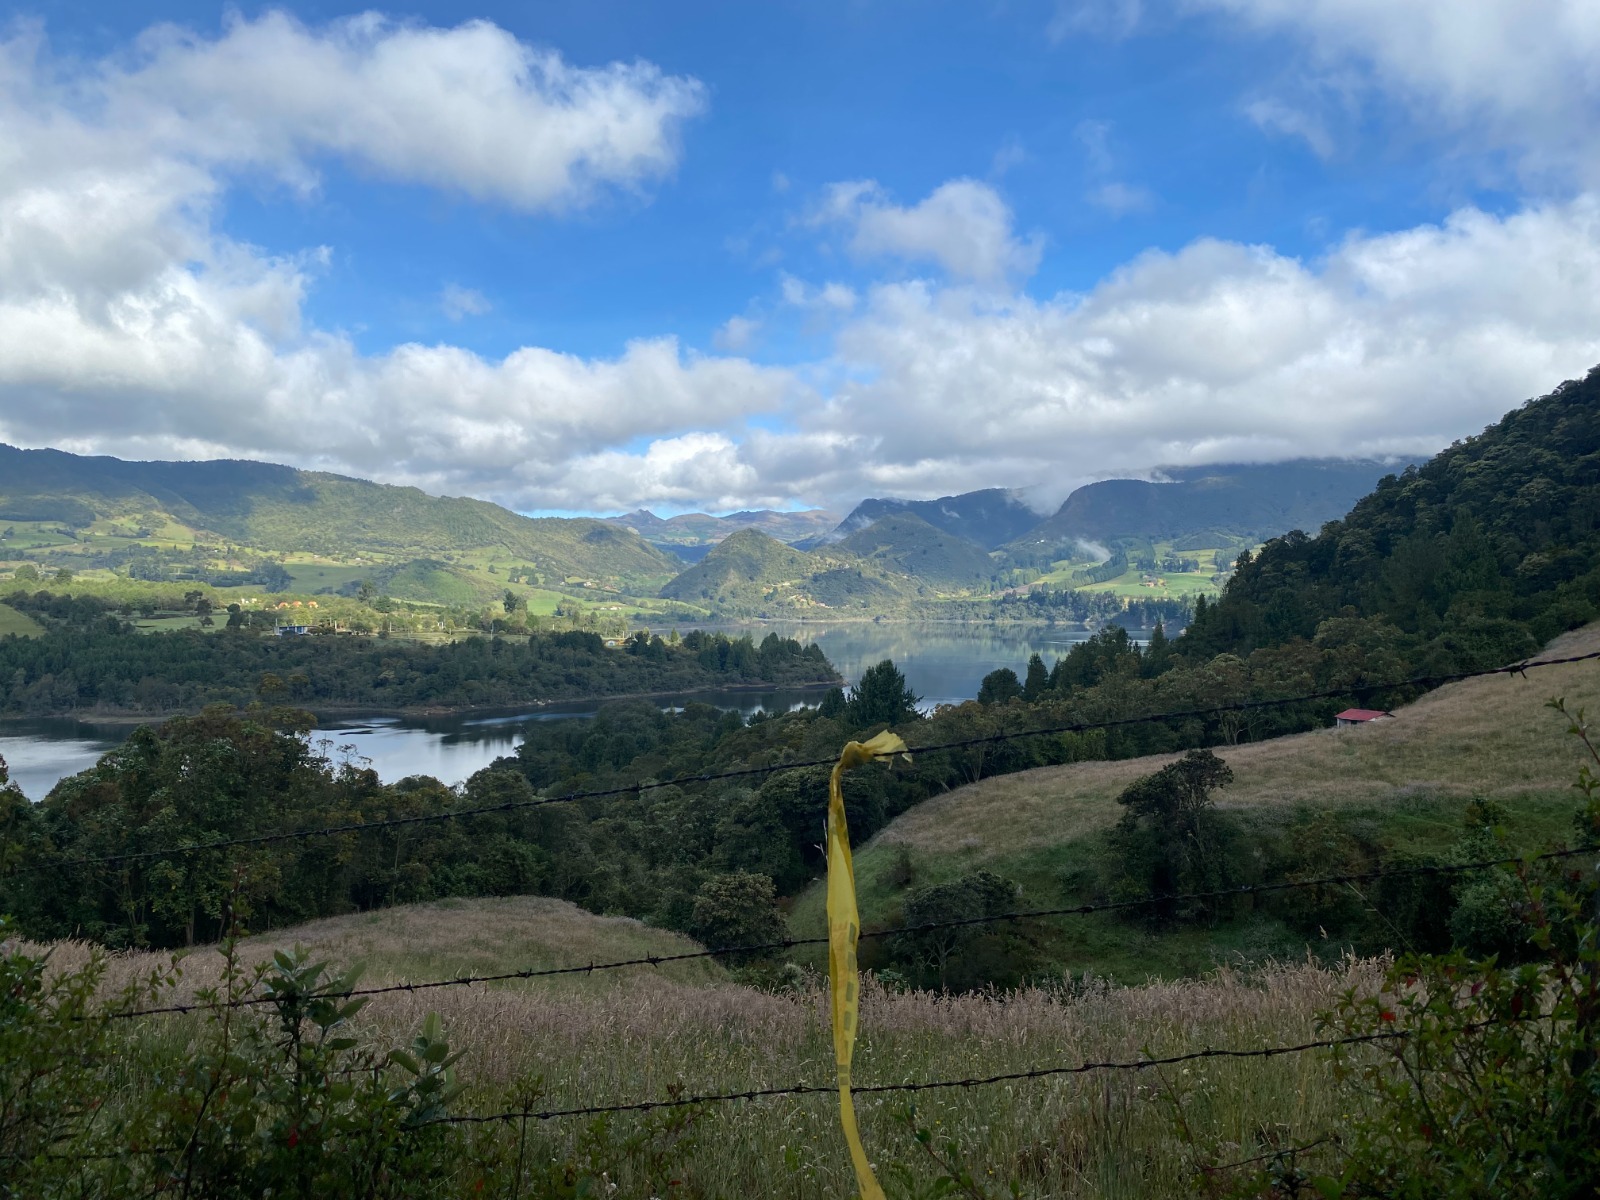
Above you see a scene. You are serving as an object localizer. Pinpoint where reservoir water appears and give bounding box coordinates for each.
[1,621,1126,800]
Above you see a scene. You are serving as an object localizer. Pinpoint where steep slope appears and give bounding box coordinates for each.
[835,512,997,587]
[1004,459,1408,563]
[1184,367,1600,658]
[0,444,680,589]
[824,488,1041,550]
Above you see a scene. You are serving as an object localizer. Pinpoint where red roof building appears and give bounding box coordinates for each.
[1335,708,1394,727]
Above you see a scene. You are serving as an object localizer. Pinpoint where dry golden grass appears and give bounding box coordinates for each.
[31,895,724,1010]
[873,622,1600,864]
[56,895,1379,1198]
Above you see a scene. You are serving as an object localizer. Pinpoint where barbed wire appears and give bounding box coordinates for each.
[19,1016,1539,1163]
[100,843,1597,1021]
[428,1021,1532,1126]
[11,648,1596,877]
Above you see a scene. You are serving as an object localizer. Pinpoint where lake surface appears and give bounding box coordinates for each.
[0,622,1124,800]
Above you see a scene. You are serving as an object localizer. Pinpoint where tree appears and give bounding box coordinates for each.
[1022,653,1049,702]
[977,668,1022,706]
[1111,748,1237,921]
[12,565,38,583]
[846,659,921,727]
[502,589,523,616]
[891,870,1036,990]
[686,872,788,963]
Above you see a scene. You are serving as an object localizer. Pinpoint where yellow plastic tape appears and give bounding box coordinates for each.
[828,730,910,1200]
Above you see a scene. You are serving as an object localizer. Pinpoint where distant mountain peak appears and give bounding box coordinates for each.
[825,487,1041,550]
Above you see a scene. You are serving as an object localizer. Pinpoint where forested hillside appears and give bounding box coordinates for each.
[1183,367,1600,662]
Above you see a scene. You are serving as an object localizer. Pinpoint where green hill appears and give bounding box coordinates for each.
[658,528,921,614]
[790,619,1600,981]
[657,529,820,602]
[0,444,680,602]
[835,512,998,587]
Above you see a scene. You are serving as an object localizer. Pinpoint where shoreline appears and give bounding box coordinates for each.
[0,677,843,727]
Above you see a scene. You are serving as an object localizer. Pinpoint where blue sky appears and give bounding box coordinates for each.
[1,2,1597,515]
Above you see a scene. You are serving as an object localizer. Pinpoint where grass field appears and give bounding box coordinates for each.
[50,897,1376,1197]
[788,621,1600,979]
[284,563,372,592]
[1030,542,1232,600]
[0,601,44,637]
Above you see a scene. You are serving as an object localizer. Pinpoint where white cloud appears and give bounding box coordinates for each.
[0,17,795,513]
[804,197,1600,503]
[109,11,706,210]
[779,276,858,314]
[564,195,1600,512]
[815,178,1043,284]
[1194,0,1600,182]
[712,315,760,351]
[440,285,491,321]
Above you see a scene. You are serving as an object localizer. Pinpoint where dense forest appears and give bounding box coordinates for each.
[0,592,835,715]
[1182,366,1600,665]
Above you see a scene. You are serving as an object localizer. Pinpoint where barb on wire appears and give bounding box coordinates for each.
[424,1024,1463,1126]
[100,844,1594,1022]
[11,649,1597,878]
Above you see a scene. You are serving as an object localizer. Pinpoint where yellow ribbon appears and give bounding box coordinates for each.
[827,730,910,1200]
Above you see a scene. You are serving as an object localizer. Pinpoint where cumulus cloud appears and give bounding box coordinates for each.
[815,178,1043,284]
[0,16,797,512]
[565,196,1600,513]
[108,11,706,209]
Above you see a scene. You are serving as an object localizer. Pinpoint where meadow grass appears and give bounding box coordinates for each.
[43,898,1380,1198]
[0,601,44,637]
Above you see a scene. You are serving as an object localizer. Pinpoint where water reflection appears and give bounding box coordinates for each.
[1,622,1131,799]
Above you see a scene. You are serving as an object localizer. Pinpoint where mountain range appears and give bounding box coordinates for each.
[0,443,1412,613]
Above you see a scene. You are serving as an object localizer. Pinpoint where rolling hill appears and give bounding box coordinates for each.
[834,512,998,587]
[0,444,680,601]
[658,528,919,613]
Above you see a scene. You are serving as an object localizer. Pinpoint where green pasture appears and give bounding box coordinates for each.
[0,602,44,637]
